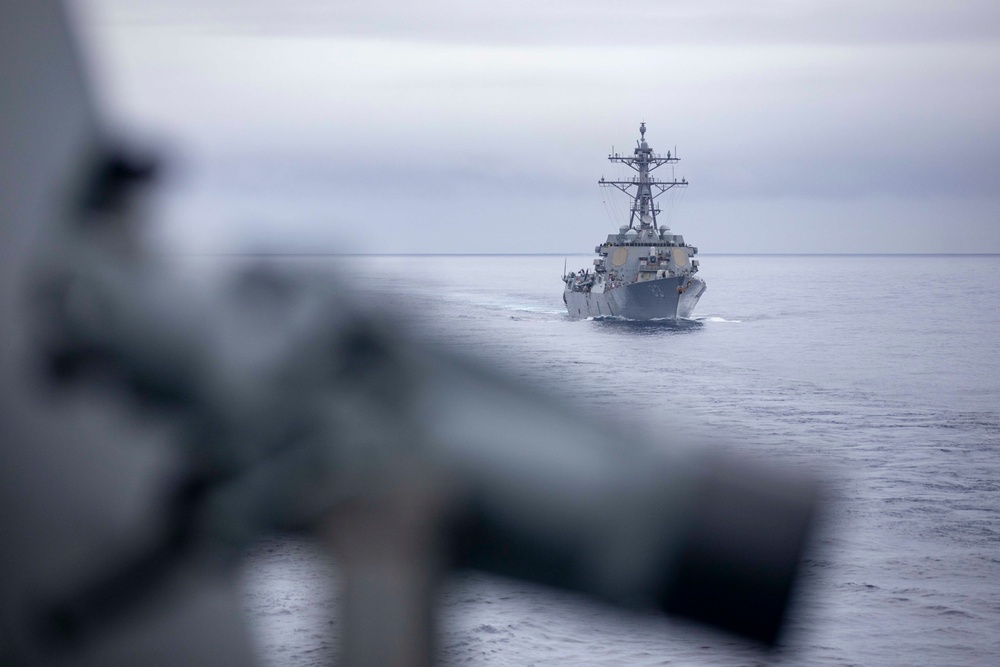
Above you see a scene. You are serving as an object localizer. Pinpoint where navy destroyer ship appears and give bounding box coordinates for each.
[563,123,706,320]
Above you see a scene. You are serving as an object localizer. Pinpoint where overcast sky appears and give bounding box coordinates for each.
[67,0,1000,254]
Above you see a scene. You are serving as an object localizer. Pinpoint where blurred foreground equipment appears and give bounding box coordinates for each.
[0,2,819,665]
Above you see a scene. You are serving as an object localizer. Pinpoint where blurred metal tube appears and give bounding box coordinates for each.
[0,0,819,664]
[407,340,817,644]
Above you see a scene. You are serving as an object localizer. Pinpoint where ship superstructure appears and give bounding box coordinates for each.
[563,123,706,320]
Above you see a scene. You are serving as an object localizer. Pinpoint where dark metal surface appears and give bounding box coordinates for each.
[0,2,819,665]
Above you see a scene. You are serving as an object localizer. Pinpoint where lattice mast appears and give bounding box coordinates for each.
[599,122,687,230]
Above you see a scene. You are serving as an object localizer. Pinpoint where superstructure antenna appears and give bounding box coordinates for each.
[598,123,687,230]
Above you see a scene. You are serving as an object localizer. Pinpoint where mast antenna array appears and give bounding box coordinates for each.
[599,123,687,229]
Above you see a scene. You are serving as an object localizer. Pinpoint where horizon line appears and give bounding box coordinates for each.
[155,252,1000,258]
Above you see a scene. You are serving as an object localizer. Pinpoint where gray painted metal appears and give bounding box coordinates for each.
[563,124,707,320]
[565,275,707,320]
[0,4,816,663]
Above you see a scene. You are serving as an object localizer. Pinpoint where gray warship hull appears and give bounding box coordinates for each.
[564,275,706,320]
[563,124,706,321]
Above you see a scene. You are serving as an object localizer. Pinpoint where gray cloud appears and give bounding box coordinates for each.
[69,1,1000,254]
[80,0,1000,46]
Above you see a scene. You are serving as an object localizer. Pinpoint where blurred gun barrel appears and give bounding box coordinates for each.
[1,0,819,660]
[27,243,816,647]
[404,344,817,645]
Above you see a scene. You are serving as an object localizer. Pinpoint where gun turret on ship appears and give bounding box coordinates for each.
[563,123,706,320]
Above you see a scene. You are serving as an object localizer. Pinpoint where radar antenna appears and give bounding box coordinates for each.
[599,123,687,230]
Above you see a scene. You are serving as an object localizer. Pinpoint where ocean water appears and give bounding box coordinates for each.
[237,254,1000,666]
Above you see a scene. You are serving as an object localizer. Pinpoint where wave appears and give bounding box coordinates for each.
[696,315,742,323]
